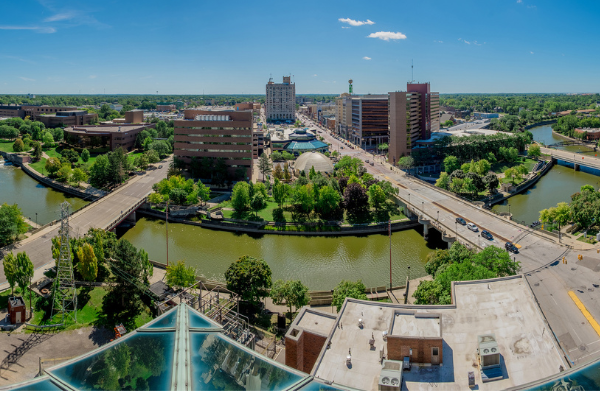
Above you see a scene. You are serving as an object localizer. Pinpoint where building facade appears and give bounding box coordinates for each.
[174,110,254,180]
[266,76,296,121]
[64,123,155,151]
[37,110,98,128]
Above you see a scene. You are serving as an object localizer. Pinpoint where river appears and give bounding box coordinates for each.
[118,217,445,290]
[0,160,88,225]
[492,125,600,224]
[531,124,593,153]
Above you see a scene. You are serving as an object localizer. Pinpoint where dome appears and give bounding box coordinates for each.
[294,151,334,175]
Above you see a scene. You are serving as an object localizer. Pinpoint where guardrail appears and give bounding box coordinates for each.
[106,196,148,231]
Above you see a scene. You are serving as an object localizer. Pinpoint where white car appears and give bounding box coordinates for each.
[467,222,478,232]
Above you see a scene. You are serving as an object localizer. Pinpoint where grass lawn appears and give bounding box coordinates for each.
[501,177,526,185]
[0,140,16,153]
[491,157,538,174]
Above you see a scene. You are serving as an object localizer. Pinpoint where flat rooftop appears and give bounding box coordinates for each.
[296,309,336,337]
[391,313,441,337]
[65,124,152,134]
[311,276,566,391]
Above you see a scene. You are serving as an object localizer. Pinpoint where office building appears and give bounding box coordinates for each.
[64,123,155,152]
[174,109,254,180]
[266,76,295,121]
[37,110,98,128]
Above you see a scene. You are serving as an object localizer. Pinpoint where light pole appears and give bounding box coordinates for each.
[421,201,424,212]
[35,212,37,226]
[455,221,458,237]
[437,210,439,221]
[166,200,169,266]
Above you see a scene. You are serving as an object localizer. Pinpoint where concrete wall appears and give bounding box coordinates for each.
[387,336,443,364]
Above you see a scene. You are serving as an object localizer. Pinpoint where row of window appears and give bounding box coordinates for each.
[179,133,251,138]
[176,141,250,146]
[178,126,250,130]
[177,148,252,153]
[178,155,253,164]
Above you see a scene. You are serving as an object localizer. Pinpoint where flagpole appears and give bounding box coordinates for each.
[389,219,392,290]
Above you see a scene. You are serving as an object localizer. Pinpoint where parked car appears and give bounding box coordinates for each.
[481,230,493,240]
[467,222,478,232]
[505,242,519,254]
[456,217,466,225]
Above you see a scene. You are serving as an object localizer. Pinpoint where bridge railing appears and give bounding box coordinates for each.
[106,196,149,231]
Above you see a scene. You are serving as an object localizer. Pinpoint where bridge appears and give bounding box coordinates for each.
[0,159,170,290]
[543,146,600,172]
[314,119,600,366]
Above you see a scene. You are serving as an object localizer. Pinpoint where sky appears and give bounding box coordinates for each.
[2,0,600,95]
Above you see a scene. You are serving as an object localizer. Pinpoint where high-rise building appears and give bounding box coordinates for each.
[406,82,440,137]
[266,76,296,121]
[174,109,254,180]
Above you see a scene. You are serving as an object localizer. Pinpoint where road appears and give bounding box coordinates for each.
[0,159,170,290]
[299,113,600,365]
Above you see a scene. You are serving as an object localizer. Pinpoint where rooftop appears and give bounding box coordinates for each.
[65,124,153,134]
[310,276,566,391]
[391,313,441,338]
[295,309,336,337]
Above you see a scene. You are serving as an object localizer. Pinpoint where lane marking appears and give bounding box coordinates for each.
[568,290,600,337]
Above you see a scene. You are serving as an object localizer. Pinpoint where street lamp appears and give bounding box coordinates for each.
[35,212,37,226]
[421,201,424,212]
[455,221,458,237]
[437,210,439,221]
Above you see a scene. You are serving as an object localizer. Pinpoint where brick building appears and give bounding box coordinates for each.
[7,296,26,324]
[64,123,155,151]
[37,110,98,128]
[174,109,254,180]
[266,76,295,121]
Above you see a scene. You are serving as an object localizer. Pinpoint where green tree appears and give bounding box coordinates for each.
[504,167,518,184]
[283,162,291,181]
[483,173,499,194]
[272,179,289,207]
[166,260,196,289]
[443,156,460,174]
[225,255,272,307]
[316,185,341,217]
[435,172,450,190]
[581,184,595,193]
[3,252,18,295]
[42,131,55,148]
[258,153,272,182]
[231,181,251,213]
[293,183,315,215]
[61,148,80,165]
[471,246,520,276]
[397,156,414,171]
[146,149,160,163]
[80,148,90,163]
[368,184,387,211]
[32,141,43,160]
[0,203,28,246]
[71,168,88,187]
[527,144,542,158]
[89,154,110,188]
[56,163,72,182]
[332,280,367,312]
[12,138,24,152]
[414,280,447,305]
[15,251,34,294]
[45,157,61,176]
[148,192,163,205]
[250,192,267,217]
[76,243,98,281]
[270,279,311,315]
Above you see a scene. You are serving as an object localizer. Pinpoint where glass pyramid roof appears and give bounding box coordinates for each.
[1,303,341,392]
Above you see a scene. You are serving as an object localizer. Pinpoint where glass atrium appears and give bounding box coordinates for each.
[1,304,346,391]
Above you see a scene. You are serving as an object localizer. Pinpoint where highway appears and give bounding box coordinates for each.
[0,159,170,289]
[300,113,600,365]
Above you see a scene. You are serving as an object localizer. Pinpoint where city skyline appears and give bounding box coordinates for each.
[2,0,600,94]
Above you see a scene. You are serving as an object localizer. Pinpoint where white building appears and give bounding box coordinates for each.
[266,76,295,121]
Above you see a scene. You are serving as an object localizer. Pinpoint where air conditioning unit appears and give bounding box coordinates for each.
[378,360,402,391]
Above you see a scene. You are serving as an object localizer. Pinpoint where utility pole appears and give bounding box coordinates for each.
[166,200,169,266]
[389,219,392,290]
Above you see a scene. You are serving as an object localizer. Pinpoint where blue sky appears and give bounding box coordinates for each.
[2,0,600,95]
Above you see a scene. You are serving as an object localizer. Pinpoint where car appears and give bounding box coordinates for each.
[505,242,519,253]
[481,230,493,240]
[467,222,478,232]
[456,217,466,225]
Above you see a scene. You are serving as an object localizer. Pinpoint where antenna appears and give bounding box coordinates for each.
[411,59,414,83]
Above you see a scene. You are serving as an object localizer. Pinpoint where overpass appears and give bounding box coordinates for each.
[543,146,600,172]
[0,159,170,289]
[311,115,600,366]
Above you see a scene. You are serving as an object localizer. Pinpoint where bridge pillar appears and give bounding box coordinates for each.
[126,211,137,224]
[574,163,580,171]
[442,233,456,249]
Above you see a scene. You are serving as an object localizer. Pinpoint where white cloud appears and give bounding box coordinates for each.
[89,75,97,79]
[339,18,375,27]
[341,26,350,29]
[530,51,534,54]
[0,26,55,33]
[19,77,35,81]
[527,4,537,9]
[433,40,443,43]
[517,0,522,3]
[367,31,407,41]
[44,11,78,22]
[458,38,482,45]
[363,56,371,60]
[312,74,317,77]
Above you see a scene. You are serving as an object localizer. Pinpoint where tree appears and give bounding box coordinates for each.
[250,192,267,217]
[225,255,272,307]
[581,184,595,194]
[135,153,149,170]
[466,172,485,193]
[32,141,43,160]
[397,156,414,171]
[272,179,289,207]
[504,167,518,184]
[56,163,72,182]
[81,148,90,163]
[42,131,55,148]
[71,168,88,187]
[3,252,18,295]
[475,159,491,176]
[148,192,163,205]
[0,125,19,139]
[344,183,369,217]
[61,148,80,165]
[76,243,98,281]
[0,203,28,246]
[436,260,496,295]
[12,138,24,152]
[146,149,160,164]
[443,156,460,174]
[273,163,283,180]
[258,153,272,182]
[89,154,110,188]
[270,280,311,315]
[231,181,251,213]
[283,162,291,181]
[197,181,211,205]
[52,127,64,142]
[15,251,34,294]
[424,249,452,277]
[472,246,520,276]
[435,172,450,190]
[483,173,499,194]
[166,260,196,289]
[292,184,315,215]
[414,280,447,305]
[368,184,387,211]
[149,140,170,158]
[332,280,367,312]
[316,185,341,217]
[528,144,542,158]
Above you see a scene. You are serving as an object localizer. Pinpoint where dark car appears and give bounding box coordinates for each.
[505,242,519,253]
[481,230,493,241]
[456,217,466,225]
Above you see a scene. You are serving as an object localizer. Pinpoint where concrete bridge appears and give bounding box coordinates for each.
[544,147,600,172]
[0,159,170,289]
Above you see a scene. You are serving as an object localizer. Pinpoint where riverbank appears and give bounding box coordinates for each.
[549,130,597,150]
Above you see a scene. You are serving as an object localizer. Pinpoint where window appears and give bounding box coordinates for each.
[432,347,439,356]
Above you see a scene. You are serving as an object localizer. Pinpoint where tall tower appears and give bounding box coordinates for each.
[348,79,353,95]
[51,202,77,324]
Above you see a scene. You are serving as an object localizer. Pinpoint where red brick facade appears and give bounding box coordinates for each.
[387,336,443,364]
[285,329,328,373]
